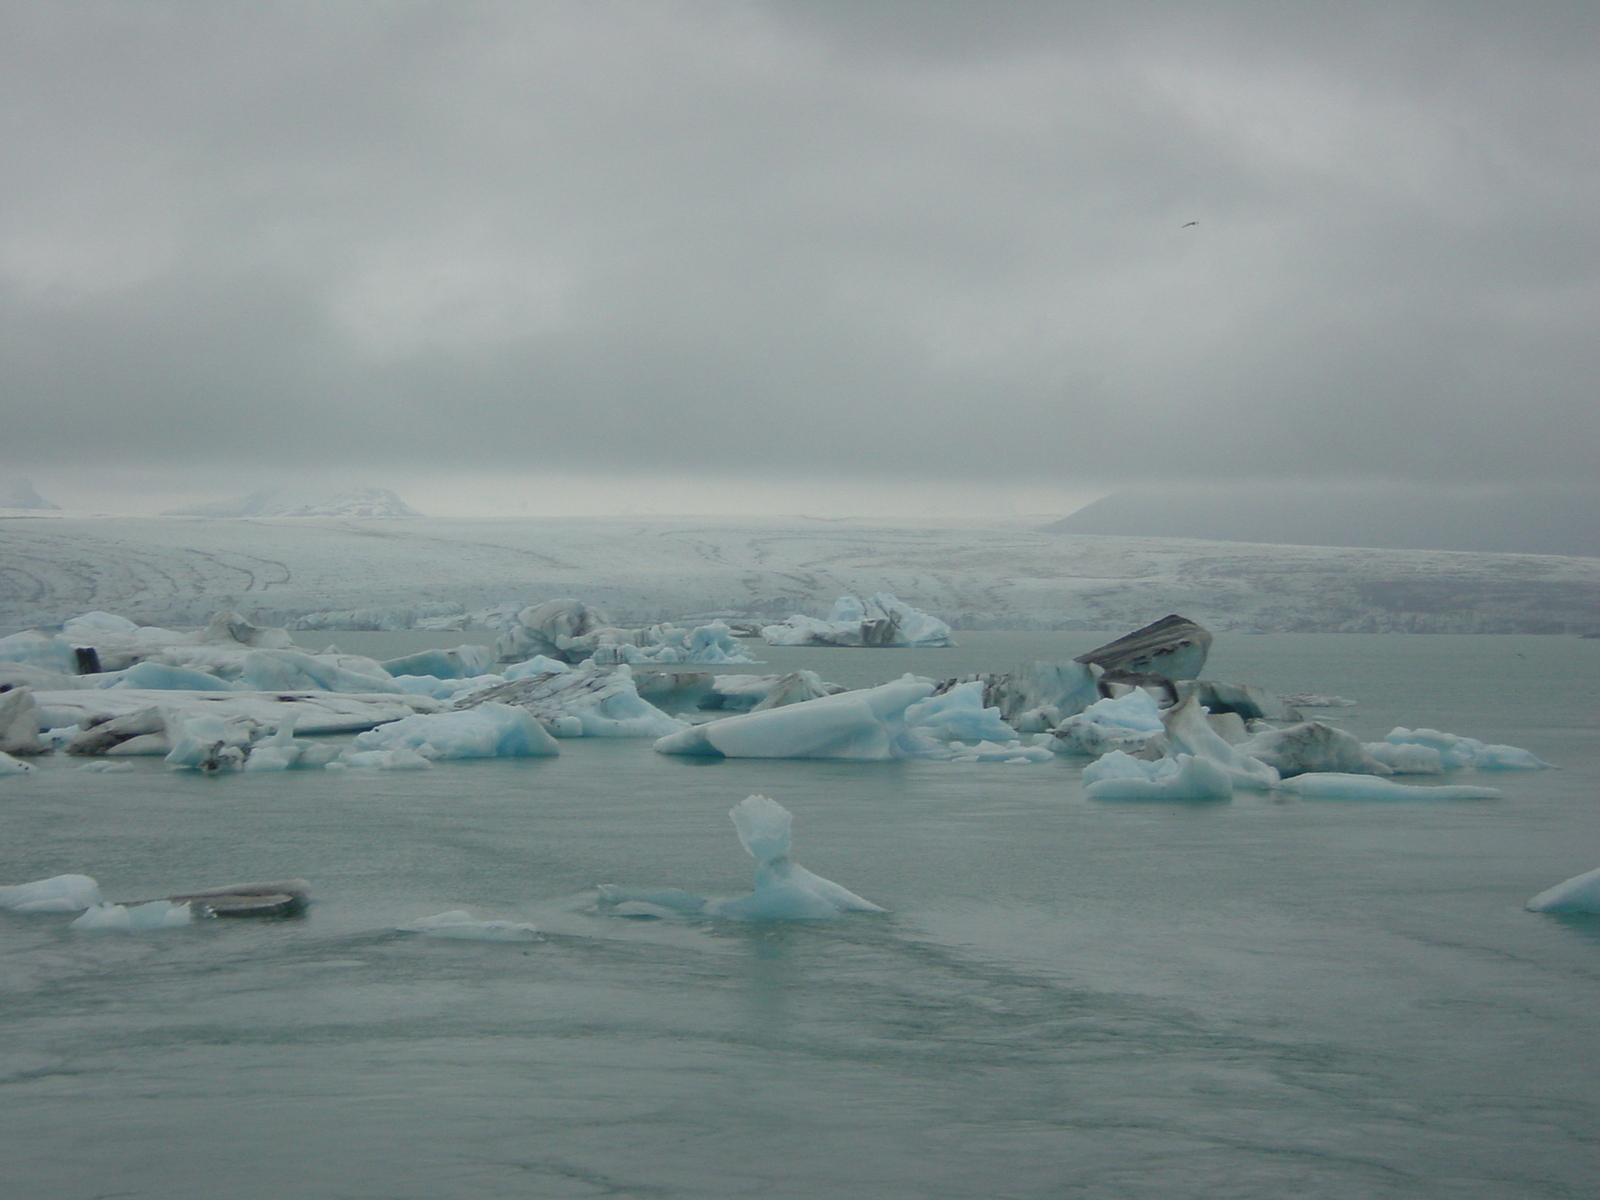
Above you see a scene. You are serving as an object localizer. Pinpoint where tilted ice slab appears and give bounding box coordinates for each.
[655,677,937,760]
[597,795,884,922]
[1526,867,1600,914]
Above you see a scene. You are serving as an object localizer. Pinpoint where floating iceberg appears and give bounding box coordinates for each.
[655,677,936,760]
[1048,689,1167,758]
[164,713,256,773]
[1074,614,1211,681]
[380,645,497,680]
[241,715,339,771]
[760,594,954,648]
[633,669,837,716]
[598,795,884,922]
[1,874,103,912]
[352,703,560,759]
[1375,727,1554,771]
[1276,773,1502,801]
[1161,695,1281,790]
[1526,867,1600,914]
[1235,722,1392,778]
[455,661,685,738]
[0,749,36,774]
[1082,751,1234,801]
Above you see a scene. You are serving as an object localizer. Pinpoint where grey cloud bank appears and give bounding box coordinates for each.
[2,1,1596,505]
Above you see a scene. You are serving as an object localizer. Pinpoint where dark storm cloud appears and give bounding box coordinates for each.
[1,0,1596,489]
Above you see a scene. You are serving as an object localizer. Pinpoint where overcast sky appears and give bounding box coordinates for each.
[2,0,1596,516]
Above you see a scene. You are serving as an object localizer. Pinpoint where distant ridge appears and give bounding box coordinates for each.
[1,479,60,510]
[163,485,421,519]
[1048,484,1600,558]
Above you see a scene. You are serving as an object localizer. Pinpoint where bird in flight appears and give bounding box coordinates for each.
[1181,221,1198,227]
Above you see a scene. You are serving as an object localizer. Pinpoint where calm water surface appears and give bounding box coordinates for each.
[2,633,1598,1199]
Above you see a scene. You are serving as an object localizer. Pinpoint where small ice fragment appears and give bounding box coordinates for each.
[403,909,539,941]
[1526,867,1600,914]
[70,900,196,930]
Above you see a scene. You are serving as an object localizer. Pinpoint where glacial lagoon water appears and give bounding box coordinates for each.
[2,632,1598,1199]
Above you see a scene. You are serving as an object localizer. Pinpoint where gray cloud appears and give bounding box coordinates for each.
[2,0,1596,494]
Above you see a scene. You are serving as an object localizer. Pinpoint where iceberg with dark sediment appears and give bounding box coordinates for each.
[455,660,685,738]
[494,599,757,665]
[1235,722,1393,778]
[1074,614,1211,680]
[47,691,444,757]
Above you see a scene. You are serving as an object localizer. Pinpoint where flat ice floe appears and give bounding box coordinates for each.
[1276,773,1503,800]
[759,593,954,648]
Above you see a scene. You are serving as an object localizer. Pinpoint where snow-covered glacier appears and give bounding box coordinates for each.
[4,515,1595,633]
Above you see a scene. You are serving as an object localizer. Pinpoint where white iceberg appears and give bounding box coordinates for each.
[760,594,954,648]
[0,686,45,755]
[1161,695,1280,790]
[352,703,560,759]
[1526,867,1600,914]
[1048,689,1168,757]
[1,873,104,912]
[1376,727,1554,771]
